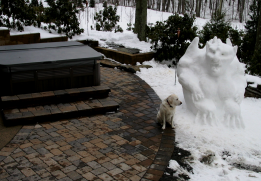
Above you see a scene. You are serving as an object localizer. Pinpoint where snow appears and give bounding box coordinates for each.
[2,4,261,180]
[169,160,190,177]
[137,60,261,181]
[246,74,261,88]
[10,26,64,38]
[177,37,246,128]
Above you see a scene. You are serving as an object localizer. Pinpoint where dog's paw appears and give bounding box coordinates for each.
[162,125,166,130]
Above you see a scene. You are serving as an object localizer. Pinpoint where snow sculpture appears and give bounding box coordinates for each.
[177,37,247,128]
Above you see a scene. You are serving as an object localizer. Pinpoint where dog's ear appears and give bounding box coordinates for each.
[167,95,174,105]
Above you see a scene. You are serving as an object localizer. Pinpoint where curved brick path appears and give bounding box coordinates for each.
[0,67,175,181]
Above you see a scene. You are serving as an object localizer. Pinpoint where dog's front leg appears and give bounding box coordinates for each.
[162,115,166,130]
[171,116,175,128]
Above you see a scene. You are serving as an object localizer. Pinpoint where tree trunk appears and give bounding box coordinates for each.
[239,0,245,22]
[232,0,235,20]
[172,0,175,13]
[178,0,181,13]
[196,0,202,17]
[166,0,171,12]
[148,0,151,9]
[255,0,261,49]
[162,0,166,11]
[219,0,223,14]
[215,0,219,16]
[182,0,185,14]
[134,0,147,41]
[157,0,161,11]
[204,0,207,18]
[152,0,156,9]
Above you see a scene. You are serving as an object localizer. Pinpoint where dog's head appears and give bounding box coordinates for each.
[167,94,182,107]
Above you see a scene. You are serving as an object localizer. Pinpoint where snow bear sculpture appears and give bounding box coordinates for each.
[177,37,247,128]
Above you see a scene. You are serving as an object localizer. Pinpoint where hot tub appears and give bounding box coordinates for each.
[0,41,102,96]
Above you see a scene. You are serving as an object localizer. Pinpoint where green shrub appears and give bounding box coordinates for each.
[0,0,35,31]
[147,14,197,64]
[248,46,261,76]
[94,2,122,32]
[89,0,95,8]
[30,0,44,28]
[0,0,84,39]
[115,25,123,33]
[44,0,84,39]
[240,0,260,75]
[126,23,132,31]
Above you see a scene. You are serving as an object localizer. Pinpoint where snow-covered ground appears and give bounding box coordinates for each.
[2,4,261,181]
[137,60,261,181]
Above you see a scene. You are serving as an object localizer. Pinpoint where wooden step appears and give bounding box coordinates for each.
[1,86,110,109]
[2,97,119,126]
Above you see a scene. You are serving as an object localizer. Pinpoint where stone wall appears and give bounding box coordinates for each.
[9,33,40,45]
[40,36,68,43]
[0,29,10,46]
[0,29,68,46]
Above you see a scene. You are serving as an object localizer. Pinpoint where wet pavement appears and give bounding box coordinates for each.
[0,67,175,181]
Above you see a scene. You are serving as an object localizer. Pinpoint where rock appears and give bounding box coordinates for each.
[106,42,124,49]
[116,47,140,54]
[35,123,42,128]
[257,84,261,90]
[247,81,254,86]
[245,86,261,98]
[119,64,152,73]
[200,150,215,165]
[138,65,153,69]
[99,59,121,68]
[104,42,140,54]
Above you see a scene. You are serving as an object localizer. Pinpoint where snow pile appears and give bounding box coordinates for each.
[169,160,190,177]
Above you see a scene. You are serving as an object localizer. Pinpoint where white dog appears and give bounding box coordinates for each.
[157,94,182,129]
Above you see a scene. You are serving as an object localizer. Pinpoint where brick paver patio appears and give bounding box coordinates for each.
[0,67,175,181]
